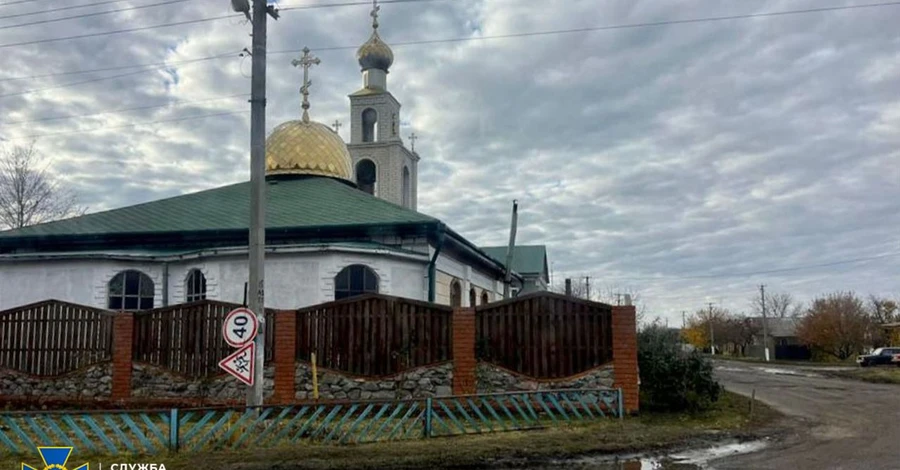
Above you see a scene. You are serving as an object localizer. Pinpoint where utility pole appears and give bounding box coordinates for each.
[502,200,518,299]
[245,0,278,407]
[760,284,770,362]
[584,276,591,301]
[682,311,686,329]
[708,302,716,355]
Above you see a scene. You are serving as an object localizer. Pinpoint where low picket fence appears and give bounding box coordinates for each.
[0,389,622,456]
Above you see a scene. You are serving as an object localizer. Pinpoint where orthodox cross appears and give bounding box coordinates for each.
[371,0,380,30]
[408,132,418,152]
[291,47,321,122]
[332,120,342,132]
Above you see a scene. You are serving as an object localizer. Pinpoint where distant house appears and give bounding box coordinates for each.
[479,245,549,296]
[748,317,810,360]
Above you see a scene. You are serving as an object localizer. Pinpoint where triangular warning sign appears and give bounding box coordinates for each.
[218,342,255,386]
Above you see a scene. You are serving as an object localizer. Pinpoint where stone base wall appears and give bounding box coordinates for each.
[0,363,112,399]
[294,362,453,401]
[131,363,274,402]
[476,362,614,393]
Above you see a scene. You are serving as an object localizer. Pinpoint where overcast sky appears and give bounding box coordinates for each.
[1,0,898,324]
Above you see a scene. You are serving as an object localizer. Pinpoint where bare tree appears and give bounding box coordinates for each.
[750,290,802,318]
[550,279,647,324]
[0,143,86,229]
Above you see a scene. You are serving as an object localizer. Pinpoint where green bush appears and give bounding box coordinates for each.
[638,323,721,412]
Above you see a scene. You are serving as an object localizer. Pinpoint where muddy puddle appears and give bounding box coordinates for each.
[526,439,768,469]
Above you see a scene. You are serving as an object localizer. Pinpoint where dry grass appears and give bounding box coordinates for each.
[2,391,778,470]
[824,367,900,384]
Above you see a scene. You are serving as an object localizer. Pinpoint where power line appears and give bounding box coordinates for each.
[0,0,153,20]
[1,94,248,126]
[4,1,900,51]
[2,110,249,141]
[0,0,192,31]
[0,0,40,8]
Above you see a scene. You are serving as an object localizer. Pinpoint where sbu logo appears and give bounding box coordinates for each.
[21,446,89,470]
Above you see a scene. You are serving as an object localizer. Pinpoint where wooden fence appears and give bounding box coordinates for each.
[475,292,613,378]
[0,300,113,376]
[133,301,275,378]
[296,294,454,376]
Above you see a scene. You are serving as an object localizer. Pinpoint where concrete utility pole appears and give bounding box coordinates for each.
[502,200,518,299]
[760,284,770,362]
[246,0,276,407]
[584,276,591,301]
[564,278,572,297]
[708,302,716,355]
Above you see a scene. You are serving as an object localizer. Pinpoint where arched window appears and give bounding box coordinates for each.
[356,159,377,195]
[469,287,476,308]
[185,269,207,302]
[481,291,490,305]
[362,108,378,142]
[108,270,154,311]
[450,280,462,308]
[402,166,410,207]
[334,264,379,300]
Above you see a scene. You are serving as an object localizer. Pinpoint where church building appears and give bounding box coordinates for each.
[0,4,536,312]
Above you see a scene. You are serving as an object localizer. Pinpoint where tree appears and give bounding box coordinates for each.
[0,143,86,230]
[867,295,898,347]
[682,307,731,353]
[750,290,802,318]
[550,279,647,324]
[797,292,871,360]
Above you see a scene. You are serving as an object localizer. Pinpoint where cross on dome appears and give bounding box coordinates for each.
[291,47,321,122]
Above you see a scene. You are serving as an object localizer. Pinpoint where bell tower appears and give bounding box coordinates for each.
[347,0,419,210]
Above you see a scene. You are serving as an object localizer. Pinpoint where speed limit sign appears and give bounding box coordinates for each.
[223,307,259,348]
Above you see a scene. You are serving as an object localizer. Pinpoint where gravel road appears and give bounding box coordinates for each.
[714,362,900,470]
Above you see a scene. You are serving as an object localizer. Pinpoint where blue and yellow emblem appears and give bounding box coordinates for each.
[21,447,88,470]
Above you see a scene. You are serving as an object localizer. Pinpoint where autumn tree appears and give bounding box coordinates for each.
[797,292,871,360]
[682,307,731,353]
[0,143,86,229]
[867,295,898,347]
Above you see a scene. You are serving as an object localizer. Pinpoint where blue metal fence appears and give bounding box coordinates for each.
[0,389,622,456]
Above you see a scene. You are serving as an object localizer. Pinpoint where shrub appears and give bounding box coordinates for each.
[638,323,721,412]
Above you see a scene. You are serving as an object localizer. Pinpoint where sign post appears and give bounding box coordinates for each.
[219,307,260,385]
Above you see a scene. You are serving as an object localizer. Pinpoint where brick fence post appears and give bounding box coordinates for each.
[273,310,297,403]
[611,305,639,414]
[452,307,476,395]
[111,313,134,400]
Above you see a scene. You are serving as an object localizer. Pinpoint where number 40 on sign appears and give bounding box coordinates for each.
[218,307,259,386]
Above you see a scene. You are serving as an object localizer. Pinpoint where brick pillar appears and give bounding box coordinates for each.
[273,310,297,403]
[612,305,639,413]
[452,307,476,395]
[111,313,134,401]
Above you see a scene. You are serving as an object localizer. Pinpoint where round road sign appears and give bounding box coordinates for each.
[223,307,259,348]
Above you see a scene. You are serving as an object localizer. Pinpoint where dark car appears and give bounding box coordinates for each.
[856,347,900,367]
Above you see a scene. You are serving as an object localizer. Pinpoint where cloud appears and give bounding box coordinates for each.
[1,0,898,322]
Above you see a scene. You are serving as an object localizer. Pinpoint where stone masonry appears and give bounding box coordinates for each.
[131,363,274,402]
[476,362,615,394]
[0,363,112,399]
[294,362,453,401]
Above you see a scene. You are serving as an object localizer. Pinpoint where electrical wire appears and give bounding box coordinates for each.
[2,110,249,141]
[0,0,192,31]
[0,0,40,8]
[1,94,249,126]
[0,0,155,20]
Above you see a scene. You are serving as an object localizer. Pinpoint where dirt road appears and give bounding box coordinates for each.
[714,362,900,470]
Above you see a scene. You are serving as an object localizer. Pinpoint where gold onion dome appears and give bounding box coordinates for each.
[266,47,352,180]
[357,30,394,72]
[265,120,352,180]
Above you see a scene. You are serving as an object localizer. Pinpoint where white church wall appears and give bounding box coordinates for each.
[0,259,164,311]
[211,254,322,310]
[434,251,505,306]
[318,252,426,304]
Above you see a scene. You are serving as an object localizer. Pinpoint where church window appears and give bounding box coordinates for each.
[356,159,377,195]
[450,280,462,308]
[469,287,476,308]
[185,269,207,302]
[402,166,410,207]
[334,264,379,300]
[362,108,378,142]
[481,291,490,305]
[108,270,154,311]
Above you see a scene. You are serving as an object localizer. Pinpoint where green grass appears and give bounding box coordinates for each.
[709,354,855,367]
[824,367,900,384]
[1,391,779,470]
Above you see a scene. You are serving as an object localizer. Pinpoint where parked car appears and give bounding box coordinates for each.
[891,353,900,366]
[856,347,900,367]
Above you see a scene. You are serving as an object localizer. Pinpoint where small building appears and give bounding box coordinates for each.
[748,317,810,360]
[479,245,549,295]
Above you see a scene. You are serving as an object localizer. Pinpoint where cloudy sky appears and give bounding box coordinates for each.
[1,0,898,323]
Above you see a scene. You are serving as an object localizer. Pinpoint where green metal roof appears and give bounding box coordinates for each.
[479,245,548,276]
[0,176,436,239]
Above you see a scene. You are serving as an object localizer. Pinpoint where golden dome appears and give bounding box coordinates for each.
[265,120,352,180]
[357,30,394,72]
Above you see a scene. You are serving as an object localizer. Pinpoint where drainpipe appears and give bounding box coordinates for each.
[427,224,446,303]
[162,262,170,307]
